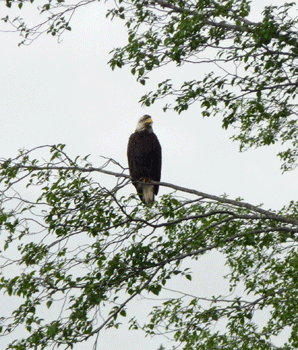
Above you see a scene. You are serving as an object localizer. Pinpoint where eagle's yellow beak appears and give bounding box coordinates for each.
[145,118,153,124]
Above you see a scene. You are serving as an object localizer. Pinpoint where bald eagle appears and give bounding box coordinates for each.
[127,115,162,205]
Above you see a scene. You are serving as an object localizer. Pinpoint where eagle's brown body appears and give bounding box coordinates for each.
[127,115,162,204]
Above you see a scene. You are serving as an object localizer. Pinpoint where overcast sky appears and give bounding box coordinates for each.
[0,0,296,349]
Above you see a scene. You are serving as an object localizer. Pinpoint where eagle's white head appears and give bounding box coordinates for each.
[135,115,153,133]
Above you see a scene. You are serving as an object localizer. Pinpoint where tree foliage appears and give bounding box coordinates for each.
[1,145,298,349]
[2,0,298,349]
[2,0,298,170]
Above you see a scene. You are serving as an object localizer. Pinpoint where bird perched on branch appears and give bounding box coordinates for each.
[127,115,162,205]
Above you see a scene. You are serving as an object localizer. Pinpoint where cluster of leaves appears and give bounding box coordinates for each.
[107,0,298,171]
[1,0,76,45]
[1,145,298,349]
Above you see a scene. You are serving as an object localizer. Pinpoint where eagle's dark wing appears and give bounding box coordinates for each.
[148,133,162,195]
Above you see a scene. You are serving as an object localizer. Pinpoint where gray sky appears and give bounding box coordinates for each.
[0,0,296,349]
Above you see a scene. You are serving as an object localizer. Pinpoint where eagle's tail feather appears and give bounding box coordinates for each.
[142,183,155,205]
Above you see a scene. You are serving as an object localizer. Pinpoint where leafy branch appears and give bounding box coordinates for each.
[0,145,298,349]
